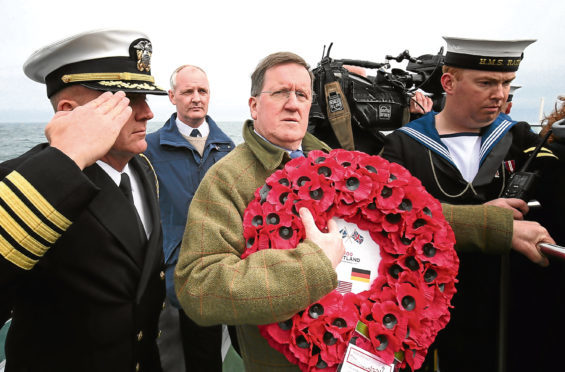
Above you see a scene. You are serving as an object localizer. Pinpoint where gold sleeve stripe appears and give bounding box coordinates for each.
[0,235,36,270]
[535,153,559,159]
[524,146,554,154]
[6,172,71,230]
[0,205,50,257]
[0,183,61,243]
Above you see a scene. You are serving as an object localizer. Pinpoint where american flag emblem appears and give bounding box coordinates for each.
[352,230,364,244]
[336,280,353,294]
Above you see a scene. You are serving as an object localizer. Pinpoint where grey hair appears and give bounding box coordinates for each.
[170,65,207,90]
[250,52,313,97]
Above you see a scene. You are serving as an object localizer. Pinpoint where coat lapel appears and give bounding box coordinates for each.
[83,163,146,268]
[131,155,163,302]
[473,132,514,186]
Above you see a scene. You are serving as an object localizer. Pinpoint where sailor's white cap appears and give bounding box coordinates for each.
[23,29,166,97]
[442,37,536,72]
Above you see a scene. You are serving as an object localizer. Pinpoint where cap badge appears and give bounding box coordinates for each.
[133,40,152,72]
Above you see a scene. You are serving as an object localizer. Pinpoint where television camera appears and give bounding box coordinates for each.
[308,43,445,155]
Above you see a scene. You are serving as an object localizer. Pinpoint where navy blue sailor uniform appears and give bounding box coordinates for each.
[382,111,564,371]
[0,145,165,372]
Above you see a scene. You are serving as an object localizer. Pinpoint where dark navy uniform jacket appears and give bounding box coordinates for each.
[0,145,165,372]
[382,112,565,372]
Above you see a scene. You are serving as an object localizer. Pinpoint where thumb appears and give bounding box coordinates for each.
[299,207,317,236]
[326,217,339,234]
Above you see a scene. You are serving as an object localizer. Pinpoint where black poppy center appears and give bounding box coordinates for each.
[246,237,255,248]
[381,186,393,198]
[405,256,420,271]
[278,318,293,330]
[399,198,412,211]
[252,215,263,227]
[332,318,347,328]
[267,213,280,225]
[385,213,401,224]
[279,192,289,204]
[316,356,328,369]
[318,166,331,177]
[323,331,337,346]
[308,304,324,319]
[365,165,378,174]
[413,219,427,229]
[376,335,389,351]
[345,177,360,191]
[423,243,437,257]
[278,178,290,186]
[279,227,293,240]
[402,296,416,311]
[383,314,398,329]
[315,156,326,164]
[423,207,432,217]
[389,264,403,279]
[424,268,438,283]
[297,176,311,187]
[296,335,310,348]
[310,188,323,200]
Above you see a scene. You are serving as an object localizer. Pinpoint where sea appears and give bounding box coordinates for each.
[0,120,244,162]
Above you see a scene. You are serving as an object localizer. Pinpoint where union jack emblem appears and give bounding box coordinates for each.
[352,230,364,244]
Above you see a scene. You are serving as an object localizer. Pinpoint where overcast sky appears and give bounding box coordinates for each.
[1,0,564,125]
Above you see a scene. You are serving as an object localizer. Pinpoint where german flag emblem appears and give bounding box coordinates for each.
[351,268,370,283]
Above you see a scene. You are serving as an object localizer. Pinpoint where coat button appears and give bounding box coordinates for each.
[160,271,165,280]
[137,330,143,342]
[135,362,140,372]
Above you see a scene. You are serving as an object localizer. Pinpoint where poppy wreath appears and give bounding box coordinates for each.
[242,149,459,371]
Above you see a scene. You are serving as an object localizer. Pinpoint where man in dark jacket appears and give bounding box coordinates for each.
[1,29,167,372]
[382,37,559,372]
[145,65,235,371]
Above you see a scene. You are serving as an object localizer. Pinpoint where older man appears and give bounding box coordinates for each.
[175,52,552,371]
[1,29,167,372]
[145,65,234,371]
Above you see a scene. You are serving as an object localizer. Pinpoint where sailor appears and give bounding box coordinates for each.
[382,37,562,371]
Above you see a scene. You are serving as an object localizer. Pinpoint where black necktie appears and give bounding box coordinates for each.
[119,173,147,243]
[190,128,201,137]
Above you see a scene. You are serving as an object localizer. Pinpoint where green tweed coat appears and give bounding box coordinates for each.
[175,120,513,371]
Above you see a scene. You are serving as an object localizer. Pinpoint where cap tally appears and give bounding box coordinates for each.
[443,36,536,72]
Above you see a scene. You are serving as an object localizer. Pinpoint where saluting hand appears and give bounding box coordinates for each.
[299,207,345,268]
[45,91,132,169]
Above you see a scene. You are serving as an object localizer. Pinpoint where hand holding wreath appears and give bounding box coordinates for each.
[300,207,345,268]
